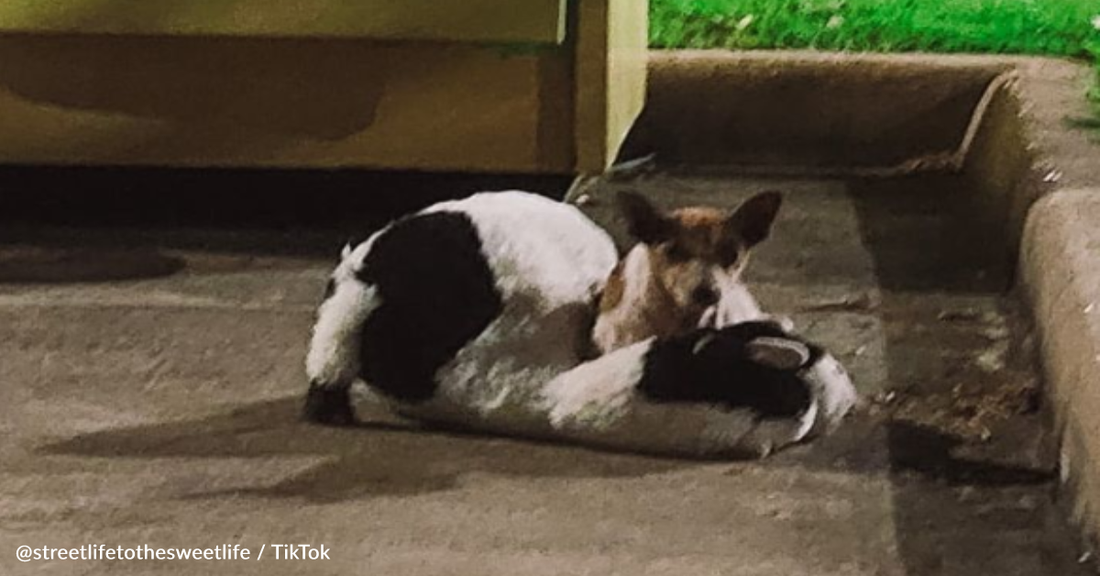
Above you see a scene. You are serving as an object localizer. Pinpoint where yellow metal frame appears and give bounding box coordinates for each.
[0,0,647,174]
[0,0,568,43]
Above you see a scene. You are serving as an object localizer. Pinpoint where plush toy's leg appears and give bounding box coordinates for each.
[303,280,379,426]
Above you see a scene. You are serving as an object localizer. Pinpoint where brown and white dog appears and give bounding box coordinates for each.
[592,190,783,354]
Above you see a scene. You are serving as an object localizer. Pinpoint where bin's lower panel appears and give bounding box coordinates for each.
[0,0,567,44]
[0,34,575,173]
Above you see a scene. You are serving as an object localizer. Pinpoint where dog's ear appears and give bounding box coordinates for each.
[617,191,675,245]
[745,336,810,370]
[726,191,783,247]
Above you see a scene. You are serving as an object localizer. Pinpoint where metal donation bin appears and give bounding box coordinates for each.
[0,0,648,174]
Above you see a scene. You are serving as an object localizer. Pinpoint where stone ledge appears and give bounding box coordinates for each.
[1022,189,1100,545]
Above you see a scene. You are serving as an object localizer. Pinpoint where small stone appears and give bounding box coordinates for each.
[800,293,876,313]
[1016,495,1038,511]
[938,309,981,322]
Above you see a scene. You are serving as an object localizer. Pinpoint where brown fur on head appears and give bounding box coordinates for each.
[616,189,782,312]
[592,190,782,353]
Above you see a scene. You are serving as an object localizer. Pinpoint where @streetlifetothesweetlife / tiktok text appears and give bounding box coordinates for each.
[16,543,330,563]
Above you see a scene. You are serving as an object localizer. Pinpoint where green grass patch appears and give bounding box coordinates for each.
[1089,40,1100,100]
[1087,40,1100,128]
[650,0,1096,57]
[651,0,1100,124]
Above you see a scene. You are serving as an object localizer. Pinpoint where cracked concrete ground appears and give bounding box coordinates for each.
[0,168,1090,575]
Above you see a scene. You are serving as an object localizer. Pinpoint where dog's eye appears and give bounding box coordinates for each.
[665,244,690,262]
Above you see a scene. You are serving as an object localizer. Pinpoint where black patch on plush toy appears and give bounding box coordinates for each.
[637,321,818,418]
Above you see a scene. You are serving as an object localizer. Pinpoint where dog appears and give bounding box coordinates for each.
[592,190,783,354]
[305,191,618,426]
[303,191,856,457]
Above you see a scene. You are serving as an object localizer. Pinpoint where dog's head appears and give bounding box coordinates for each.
[616,190,782,316]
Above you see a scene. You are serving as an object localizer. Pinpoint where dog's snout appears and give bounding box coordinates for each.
[691,286,719,307]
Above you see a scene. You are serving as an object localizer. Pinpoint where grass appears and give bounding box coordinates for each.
[1090,40,1100,110]
[650,0,1096,56]
[650,0,1099,123]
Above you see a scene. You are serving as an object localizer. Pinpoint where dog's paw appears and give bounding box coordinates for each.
[760,314,796,332]
[302,382,357,426]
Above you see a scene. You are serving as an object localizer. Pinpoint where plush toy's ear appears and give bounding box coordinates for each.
[745,336,810,370]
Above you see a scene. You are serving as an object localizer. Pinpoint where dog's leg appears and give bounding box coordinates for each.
[303,279,379,425]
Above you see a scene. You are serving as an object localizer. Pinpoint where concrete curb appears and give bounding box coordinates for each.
[631,50,1100,550]
[1003,55,1100,549]
[1022,190,1100,546]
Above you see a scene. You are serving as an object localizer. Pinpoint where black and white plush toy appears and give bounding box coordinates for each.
[304,191,857,458]
[541,320,857,457]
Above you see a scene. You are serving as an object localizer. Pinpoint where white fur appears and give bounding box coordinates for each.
[542,339,652,429]
[803,353,859,437]
[711,275,766,326]
[422,192,617,306]
[305,281,379,386]
[591,247,659,352]
[305,231,384,387]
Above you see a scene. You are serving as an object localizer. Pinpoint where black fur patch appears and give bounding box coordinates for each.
[302,381,356,425]
[355,211,503,403]
[637,321,818,418]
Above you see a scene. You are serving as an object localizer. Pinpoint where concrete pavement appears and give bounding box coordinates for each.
[0,172,1089,575]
